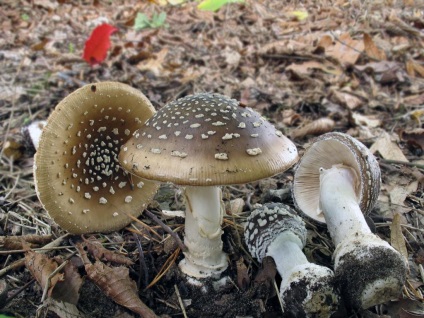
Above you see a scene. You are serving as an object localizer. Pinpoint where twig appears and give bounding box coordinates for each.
[174,284,188,318]
[41,260,69,303]
[379,159,424,170]
[144,210,188,253]
[3,278,36,306]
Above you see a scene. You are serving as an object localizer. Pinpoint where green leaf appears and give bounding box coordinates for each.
[134,12,167,30]
[0,315,15,318]
[197,0,245,12]
[134,13,150,31]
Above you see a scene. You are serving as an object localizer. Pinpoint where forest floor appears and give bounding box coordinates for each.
[0,0,424,317]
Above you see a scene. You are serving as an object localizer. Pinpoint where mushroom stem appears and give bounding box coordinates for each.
[319,165,407,309]
[178,186,228,278]
[319,165,372,246]
[267,232,308,275]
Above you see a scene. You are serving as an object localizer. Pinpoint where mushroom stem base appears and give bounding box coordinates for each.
[334,233,407,309]
[179,186,228,279]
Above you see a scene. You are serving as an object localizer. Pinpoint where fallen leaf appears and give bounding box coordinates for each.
[390,213,409,261]
[325,32,364,66]
[197,0,245,11]
[286,60,342,76]
[355,61,406,84]
[349,112,381,128]
[82,237,134,266]
[137,47,168,76]
[291,118,335,139]
[370,130,408,161]
[289,10,308,21]
[51,261,83,305]
[48,298,87,318]
[363,33,387,61]
[400,128,424,152]
[331,90,363,110]
[76,243,157,318]
[82,23,117,66]
[25,249,64,298]
[406,59,424,78]
[389,180,418,207]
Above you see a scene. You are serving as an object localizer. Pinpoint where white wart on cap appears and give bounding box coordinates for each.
[34,82,159,234]
[119,93,298,185]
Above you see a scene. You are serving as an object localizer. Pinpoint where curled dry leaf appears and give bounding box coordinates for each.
[1,234,53,250]
[25,249,64,298]
[76,243,157,318]
[390,213,409,262]
[325,32,364,66]
[82,236,134,266]
[370,130,408,162]
[291,118,335,139]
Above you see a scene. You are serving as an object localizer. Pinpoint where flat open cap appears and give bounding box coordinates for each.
[119,93,298,186]
[34,82,159,234]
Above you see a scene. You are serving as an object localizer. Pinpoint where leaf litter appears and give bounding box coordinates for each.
[0,0,423,317]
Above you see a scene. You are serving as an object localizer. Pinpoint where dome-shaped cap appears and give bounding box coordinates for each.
[244,203,307,263]
[119,93,298,186]
[34,82,159,234]
[293,132,381,223]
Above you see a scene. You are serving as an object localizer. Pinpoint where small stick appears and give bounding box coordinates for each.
[41,260,69,303]
[379,159,424,170]
[144,210,188,253]
[174,284,188,318]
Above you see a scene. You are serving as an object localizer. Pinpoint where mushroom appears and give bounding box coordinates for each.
[119,93,298,281]
[34,82,159,234]
[292,132,407,309]
[245,203,339,318]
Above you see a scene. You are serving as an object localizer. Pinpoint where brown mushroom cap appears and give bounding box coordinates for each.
[119,93,298,186]
[34,82,159,234]
[292,132,381,223]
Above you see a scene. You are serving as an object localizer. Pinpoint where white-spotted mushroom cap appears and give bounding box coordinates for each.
[119,93,298,186]
[244,202,307,263]
[34,82,159,234]
[293,132,381,223]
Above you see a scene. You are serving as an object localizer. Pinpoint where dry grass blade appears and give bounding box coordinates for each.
[146,247,180,289]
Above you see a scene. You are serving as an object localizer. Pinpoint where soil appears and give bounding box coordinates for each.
[1,0,423,317]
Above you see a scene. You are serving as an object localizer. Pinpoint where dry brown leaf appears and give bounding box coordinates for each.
[25,249,64,298]
[47,298,86,318]
[389,180,418,207]
[82,237,134,266]
[76,243,157,318]
[370,131,408,161]
[390,214,408,261]
[403,94,424,107]
[286,60,342,76]
[291,118,335,139]
[355,61,405,84]
[316,35,333,50]
[363,33,387,61]
[52,261,83,305]
[236,257,250,290]
[331,90,363,110]
[406,60,424,78]
[1,235,53,250]
[137,47,168,76]
[349,112,381,128]
[400,129,424,152]
[325,32,364,66]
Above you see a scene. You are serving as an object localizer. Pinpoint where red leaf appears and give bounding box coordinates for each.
[83,23,117,66]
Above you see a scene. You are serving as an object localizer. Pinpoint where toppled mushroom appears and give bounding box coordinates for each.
[293,132,407,309]
[245,203,339,318]
[34,82,159,234]
[119,93,298,282]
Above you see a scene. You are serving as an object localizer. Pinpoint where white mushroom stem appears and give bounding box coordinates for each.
[178,186,228,278]
[319,165,372,246]
[267,232,308,277]
[319,164,407,309]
